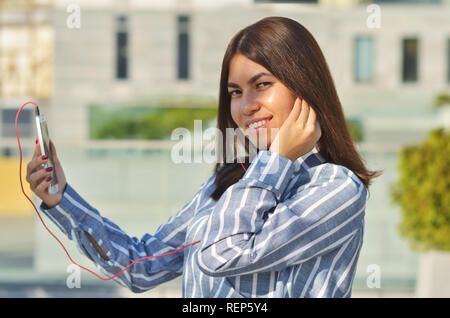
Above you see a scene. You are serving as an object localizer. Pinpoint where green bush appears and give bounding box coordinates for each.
[390,128,450,251]
[90,101,218,140]
[434,93,450,109]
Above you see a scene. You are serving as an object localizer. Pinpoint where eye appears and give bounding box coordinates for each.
[227,82,271,97]
[228,90,240,97]
[257,82,271,88]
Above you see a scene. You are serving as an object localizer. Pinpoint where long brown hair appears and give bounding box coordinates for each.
[210,16,382,201]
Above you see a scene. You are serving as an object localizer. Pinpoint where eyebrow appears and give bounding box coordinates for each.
[227,72,271,88]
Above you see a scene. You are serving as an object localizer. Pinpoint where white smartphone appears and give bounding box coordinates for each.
[35,107,59,195]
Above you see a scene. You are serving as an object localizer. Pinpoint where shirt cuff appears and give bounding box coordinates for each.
[39,183,91,234]
[242,150,295,201]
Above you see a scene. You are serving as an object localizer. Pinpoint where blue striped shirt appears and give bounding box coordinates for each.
[40,146,367,297]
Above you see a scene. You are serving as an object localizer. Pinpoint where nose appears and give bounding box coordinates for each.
[240,92,261,116]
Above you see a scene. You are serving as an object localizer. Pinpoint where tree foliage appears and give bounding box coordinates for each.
[390,128,450,251]
[434,93,450,109]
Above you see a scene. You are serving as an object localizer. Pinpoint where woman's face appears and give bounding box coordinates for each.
[227,53,297,150]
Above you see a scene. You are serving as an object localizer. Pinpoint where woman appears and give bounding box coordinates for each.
[26,16,381,297]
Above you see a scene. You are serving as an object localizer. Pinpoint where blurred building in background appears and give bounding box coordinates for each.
[0,0,449,297]
[3,0,449,145]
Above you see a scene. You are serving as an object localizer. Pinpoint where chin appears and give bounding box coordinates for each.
[255,140,272,151]
[244,133,272,151]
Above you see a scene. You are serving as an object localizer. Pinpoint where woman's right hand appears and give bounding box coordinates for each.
[26,139,67,208]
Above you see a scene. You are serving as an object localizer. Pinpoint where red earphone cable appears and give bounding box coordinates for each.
[15,101,200,281]
[236,136,247,172]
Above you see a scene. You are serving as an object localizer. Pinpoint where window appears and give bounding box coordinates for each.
[402,37,419,83]
[177,15,190,80]
[354,36,374,82]
[116,15,128,80]
[1,108,32,138]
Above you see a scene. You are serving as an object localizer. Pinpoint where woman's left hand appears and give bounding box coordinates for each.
[269,97,321,162]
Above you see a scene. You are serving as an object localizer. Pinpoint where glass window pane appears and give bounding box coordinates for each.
[177,15,190,80]
[402,38,419,83]
[2,108,32,137]
[354,36,374,82]
[116,15,128,80]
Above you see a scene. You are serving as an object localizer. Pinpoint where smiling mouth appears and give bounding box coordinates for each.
[246,118,272,134]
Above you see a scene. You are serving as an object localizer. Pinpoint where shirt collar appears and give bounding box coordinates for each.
[292,144,326,173]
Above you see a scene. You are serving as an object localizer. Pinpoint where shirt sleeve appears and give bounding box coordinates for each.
[196,150,367,277]
[39,173,216,293]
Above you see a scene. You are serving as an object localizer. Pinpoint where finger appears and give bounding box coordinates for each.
[315,120,322,138]
[29,166,53,190]
[30,139,42,168]
[28,152,49,176]
[50,140,56,162]
[49,140,66,188]
[308,106,322,138]
[296,98,310,126]
[286,97,302,124]
[27,140,45,181]
[33,139,41,158]
[49,140,59,164]
[35,174,53,196]
[306,104,317,127]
